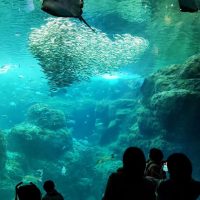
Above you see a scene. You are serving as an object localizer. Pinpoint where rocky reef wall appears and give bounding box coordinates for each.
[139,54,200,158]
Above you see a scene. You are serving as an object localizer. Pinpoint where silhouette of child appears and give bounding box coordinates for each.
[145,148,166,180]
[42,180,64,200]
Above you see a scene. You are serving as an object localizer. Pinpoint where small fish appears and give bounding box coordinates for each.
[35,91,43,95]
[15,33,21,37]
[18,74,25,79]
[9,102,17,107]
[25,0,35,13]
[67,119,76,125]
[0,65,11,74]
[50,87,67,97]
[96,154,115,165]
[0,64,19,74]
[1,115,8,118]
[61,166,67,175]
[41,0,95,31]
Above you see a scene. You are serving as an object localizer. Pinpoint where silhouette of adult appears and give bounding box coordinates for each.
[145,148,166,179]
[157,153,200,200]
[102,147,156,200]
[15,182,41,200]
[42,180,64,200]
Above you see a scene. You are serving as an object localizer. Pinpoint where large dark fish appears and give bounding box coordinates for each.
[178,0,199,12]
[41,0,94,31]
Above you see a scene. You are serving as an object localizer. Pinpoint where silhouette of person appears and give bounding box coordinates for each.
[157,153,200,200]
[102,147,156,200]
[15,182,41,200]
[42,180,64,200]
[145,148,166,179]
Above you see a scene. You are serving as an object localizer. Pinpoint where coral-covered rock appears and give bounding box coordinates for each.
[0,130,6,171]
[137,107,162,137]
[140,54,200,142]
[27,103,66,130]
[8,123,72,160]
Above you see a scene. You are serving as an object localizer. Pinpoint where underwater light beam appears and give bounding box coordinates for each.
[101,74,120,80]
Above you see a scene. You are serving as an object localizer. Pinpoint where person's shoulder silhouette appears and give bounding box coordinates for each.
[102,147,156,200]
[157,153,200,200]
[42,180,64,200]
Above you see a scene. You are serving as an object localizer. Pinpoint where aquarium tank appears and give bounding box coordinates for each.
[0,0,200,199]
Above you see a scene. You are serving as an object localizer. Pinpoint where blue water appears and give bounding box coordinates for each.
[0,0,200,199]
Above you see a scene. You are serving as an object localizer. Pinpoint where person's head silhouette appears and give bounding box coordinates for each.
[167,153,192,181]
[123,147,146,177]
[43,180,55,193]
[149,148,164,163]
